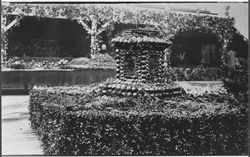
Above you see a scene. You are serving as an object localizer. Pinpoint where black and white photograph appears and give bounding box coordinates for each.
[1,0,248,155]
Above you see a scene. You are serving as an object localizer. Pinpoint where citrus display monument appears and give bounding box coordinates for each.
[100,29,184,97]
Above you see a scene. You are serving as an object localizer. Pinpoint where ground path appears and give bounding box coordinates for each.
[2,95,43,155]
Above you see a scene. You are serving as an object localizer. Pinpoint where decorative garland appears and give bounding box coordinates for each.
[1,3,246,66]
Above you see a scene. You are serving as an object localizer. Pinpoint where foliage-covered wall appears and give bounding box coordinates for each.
[1,3,246,66]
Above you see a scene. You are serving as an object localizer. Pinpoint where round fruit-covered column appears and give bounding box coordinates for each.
[134,49,141,80]
[139,48,150,82]
[153,50,161,82]
[157,50,165,82]
[115,49,121,79]
[164,47,171,67]
[134,50,141,81]
[145,51,150,82]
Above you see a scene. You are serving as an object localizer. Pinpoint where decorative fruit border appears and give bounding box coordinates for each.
[99,79,184,98]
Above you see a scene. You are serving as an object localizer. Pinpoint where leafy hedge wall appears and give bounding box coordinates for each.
[222,67,248,92]
[165,66,222,81]
[221,66,248,113]
[3,57,71,69]
[29,84,248,155]
[69,54,116,70]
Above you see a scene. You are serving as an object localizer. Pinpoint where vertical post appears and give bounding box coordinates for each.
[1,15,8,64]
[90,34,99,58]
[221,39,230,67]
[90,18,100,58]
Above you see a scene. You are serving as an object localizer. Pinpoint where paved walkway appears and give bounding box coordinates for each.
[2,95,43,155]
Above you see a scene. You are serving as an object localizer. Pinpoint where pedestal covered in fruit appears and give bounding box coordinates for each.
[100,29,183,97]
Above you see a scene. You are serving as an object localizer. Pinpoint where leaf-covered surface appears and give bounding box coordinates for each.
[165,65,223,81]
[29,83,248,155]
[2,57,71,69]
[2,3,247,66]
[2,54,116,70]
[69,54,116,70]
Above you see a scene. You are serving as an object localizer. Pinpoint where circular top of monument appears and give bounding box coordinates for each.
[111,29,172,45]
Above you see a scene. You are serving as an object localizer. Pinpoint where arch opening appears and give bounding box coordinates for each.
[7,15,91,58]
[170,31,222,67]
